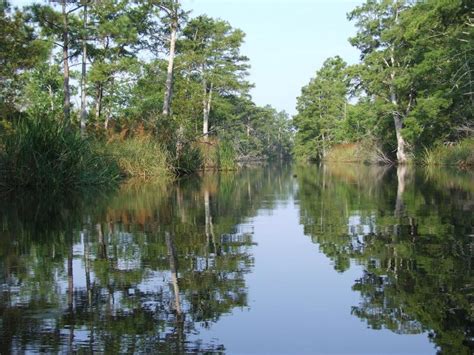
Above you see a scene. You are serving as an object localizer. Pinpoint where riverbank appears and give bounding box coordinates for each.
[0,117,256,191]
[320,138,474,168]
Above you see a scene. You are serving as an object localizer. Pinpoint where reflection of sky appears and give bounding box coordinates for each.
[195,195,435,354]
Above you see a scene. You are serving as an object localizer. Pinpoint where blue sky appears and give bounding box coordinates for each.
[182,0,363,115]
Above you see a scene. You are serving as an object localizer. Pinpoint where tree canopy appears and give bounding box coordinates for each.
[294,0,473,163]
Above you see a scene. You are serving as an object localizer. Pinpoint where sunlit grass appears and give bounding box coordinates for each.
[422,138,474,168]
[98,136,172,180]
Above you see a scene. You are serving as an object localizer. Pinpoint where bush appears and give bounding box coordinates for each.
[0,116,121,190]
[422,138,474,168]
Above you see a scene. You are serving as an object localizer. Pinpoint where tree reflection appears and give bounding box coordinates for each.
[297,164,474,354]
[0,164,292,353]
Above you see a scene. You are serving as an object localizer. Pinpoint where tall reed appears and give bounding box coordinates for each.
[422,138,474,168]
[0,116,121,190]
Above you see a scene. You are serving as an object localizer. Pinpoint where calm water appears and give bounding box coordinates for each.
[1,164,473,354]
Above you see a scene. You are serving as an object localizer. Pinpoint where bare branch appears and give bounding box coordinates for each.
[67,5,83,15]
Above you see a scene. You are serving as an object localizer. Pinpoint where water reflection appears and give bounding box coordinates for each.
[0,164,292,353]
[1,163,473,353]
[296,164,474,354]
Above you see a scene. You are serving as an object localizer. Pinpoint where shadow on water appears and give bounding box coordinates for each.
[0,163,293,353]
[295,163,474,354]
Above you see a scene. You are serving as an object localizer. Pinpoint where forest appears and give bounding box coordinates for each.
[294,0,473,165]
[0,0,293,190]
[1,0,473,191]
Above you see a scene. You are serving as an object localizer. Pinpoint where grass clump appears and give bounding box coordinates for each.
[174,143,203,175]
[0,116,121,190]
[216,140,237,170]
[196,138,237,171]
[422,138,474,168]
[324,142,392,164]
[99,136,171,179]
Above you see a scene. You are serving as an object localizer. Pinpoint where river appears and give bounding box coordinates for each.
[0,163,472,354]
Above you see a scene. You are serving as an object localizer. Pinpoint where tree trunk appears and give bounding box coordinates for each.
[48,85,54,112]
[388,21,408,165]
[202,79,208,138]
[62,0,71,126]
[202,81,213,140]
[394,164,407,236]
[95,84,103,122]
[395,164,406,218]
[394,114,408,164]
[390,80,407,164]
[80,4,88,135]
[68,242,74,311]
[165,232,182,316]
[162,8,177,116]
[204,189,216,253]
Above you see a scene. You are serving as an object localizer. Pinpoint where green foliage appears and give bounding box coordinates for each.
[180,15,251,95]
[293,56,349,161]
[0,116,121,190]
[2,0,293,188]
[174,142,203,175]
[295,0,473,164]
[0,2,49,119]
[422,138,474,167]
[22,63,64,120]
[195,138,236,171]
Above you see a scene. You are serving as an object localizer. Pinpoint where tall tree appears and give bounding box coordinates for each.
[161,0,180,116]
[87,0,144,128]
[348,0,412,163]
[293,56,349,161]
[32,1,82,126]
[0,2,49,119]
[180,16,250,140]
[80,1,89,135]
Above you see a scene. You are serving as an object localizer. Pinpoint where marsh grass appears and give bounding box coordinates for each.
[216,140,237,170]
[324,142,392,164]
[196,138,237,171]
[99,136,172,179]
[0,117,121,190]
[422,138,474,168]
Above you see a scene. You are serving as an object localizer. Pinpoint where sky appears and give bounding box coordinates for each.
[182,0,363,115]
[13,0,363,116]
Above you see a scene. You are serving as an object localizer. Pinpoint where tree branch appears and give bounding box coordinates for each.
[67,5,83,15]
